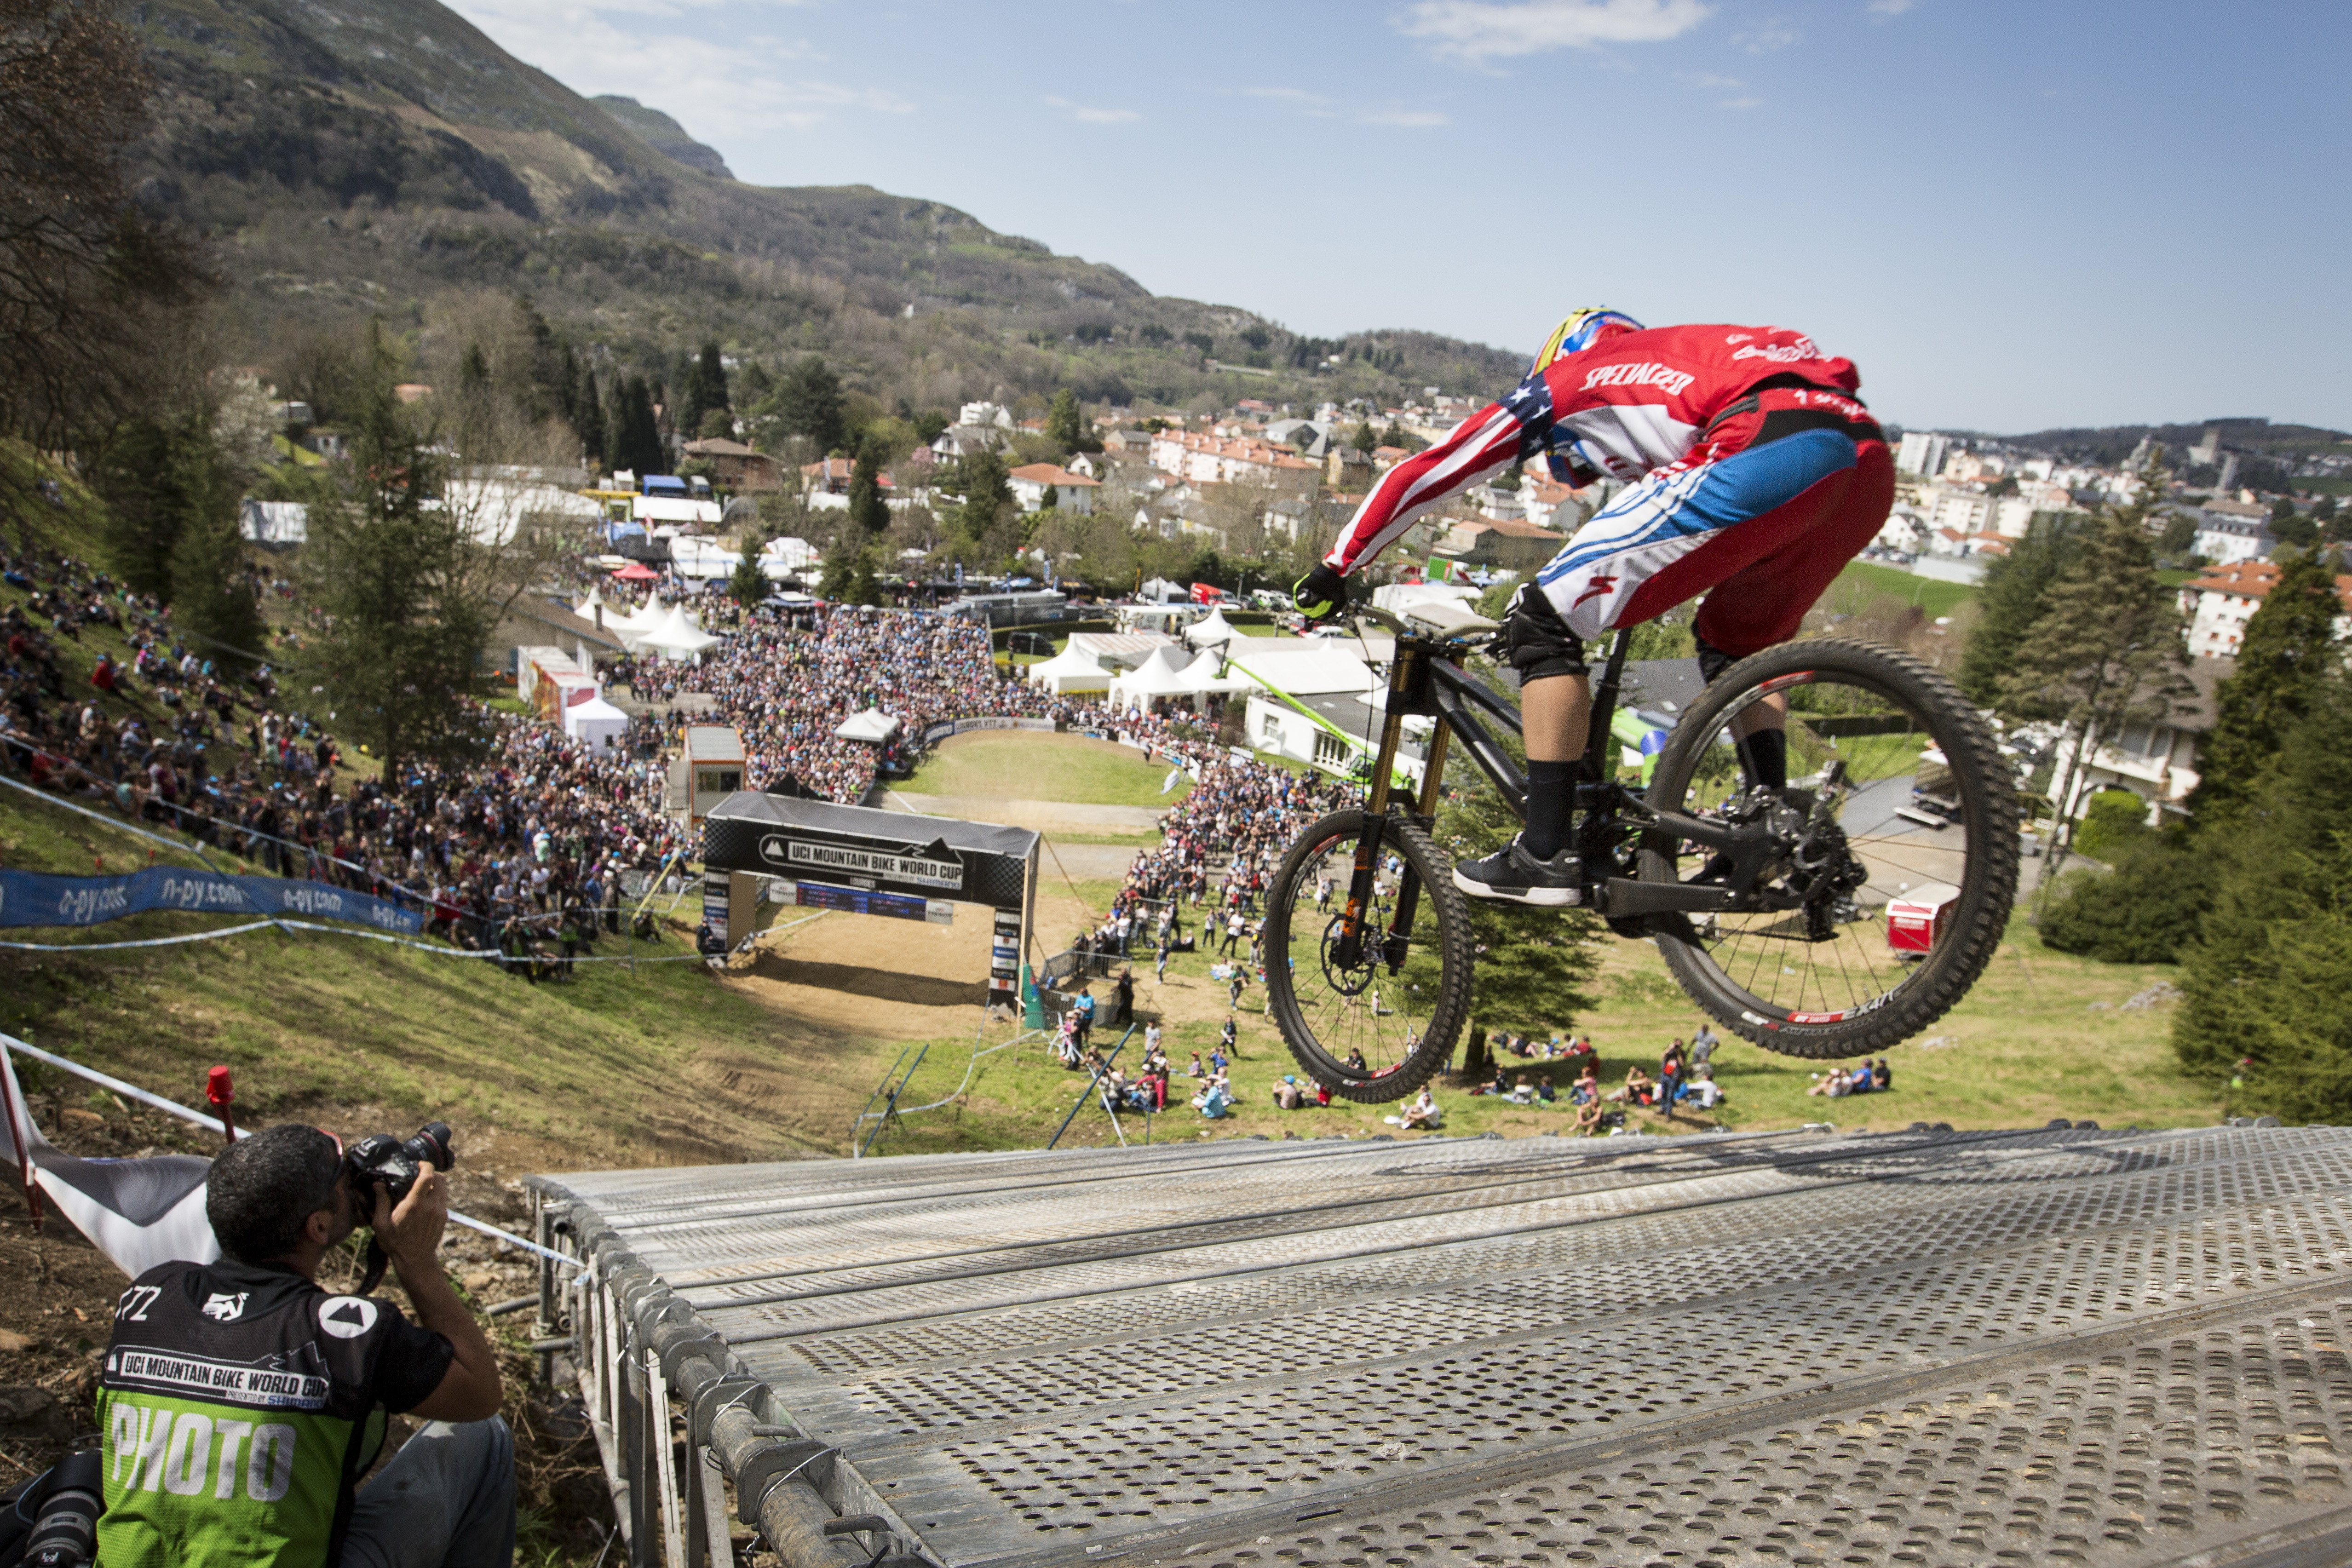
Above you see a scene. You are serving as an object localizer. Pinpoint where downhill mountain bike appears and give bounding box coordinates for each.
[1263,601,2019,1103]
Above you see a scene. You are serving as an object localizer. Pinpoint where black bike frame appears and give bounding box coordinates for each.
[1350,619,1772,923]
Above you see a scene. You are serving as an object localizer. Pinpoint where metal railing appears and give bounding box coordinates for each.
[533,1193,937,1568]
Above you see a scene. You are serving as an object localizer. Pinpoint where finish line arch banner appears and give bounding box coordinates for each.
[699,793,1041,1007]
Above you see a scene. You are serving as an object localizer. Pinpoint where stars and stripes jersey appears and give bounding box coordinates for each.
[1324,324,1863,574]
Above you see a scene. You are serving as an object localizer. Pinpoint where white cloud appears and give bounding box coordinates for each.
[1719,95,1764,109]
[1240,86,1330,105]
[1044,95,1142,124]
[1735,19,1798,50]
[1866,0,1916,14]
[1678,70,1743,88]
[442,0,907,138]
[1359,107,1451,126]
[1397,0,1711,64]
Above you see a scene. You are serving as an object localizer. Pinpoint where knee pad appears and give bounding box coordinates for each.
[1503,583,1587,683]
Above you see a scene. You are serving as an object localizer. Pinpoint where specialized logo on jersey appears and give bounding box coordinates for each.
[1574,576,1619,609]
[1730,337,1822,364]
[1581,362,1697,397]
[201,1292,249,1322]
[317,1297,379,1340]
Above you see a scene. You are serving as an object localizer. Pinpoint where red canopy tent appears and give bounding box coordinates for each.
[612,562,661,582]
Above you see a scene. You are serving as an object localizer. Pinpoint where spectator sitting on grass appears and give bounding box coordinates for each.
[1681,1075,1728,1112]
[1272,1075,1305,1110]
[1535,1077,1556,1105]
[1399,1088,1441,1131]
[1574,1098,1604,1136]
[1608,1066,1655,1106]
[1807,1065,1856,1097]
[1570,1063,1600,1105]
[1871,1057,1892,1091]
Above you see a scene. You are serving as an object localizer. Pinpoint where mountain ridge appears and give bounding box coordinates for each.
[123,0,1521,408]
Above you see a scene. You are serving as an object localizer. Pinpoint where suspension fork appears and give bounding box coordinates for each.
[1334,638,1428,968]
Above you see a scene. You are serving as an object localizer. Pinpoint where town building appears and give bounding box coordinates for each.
[679,437,782,493]
[1897,431,1953,479]
[2193,499,2277,564]
[1146,430,1319,496]
[2178,558,2352,657]
[1427,516,1566,575]
[1006,463,1100,514]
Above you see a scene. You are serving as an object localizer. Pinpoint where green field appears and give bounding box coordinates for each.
[1830,558,1980,618]
[906,730,1190,806]
[845,906,2218,1156]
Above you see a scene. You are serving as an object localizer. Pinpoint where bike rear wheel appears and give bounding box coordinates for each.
[1264,810,1473,1103]
[1639,637,2018,1059]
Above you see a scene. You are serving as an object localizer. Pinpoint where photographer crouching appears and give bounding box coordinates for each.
[93,1122,514,1568]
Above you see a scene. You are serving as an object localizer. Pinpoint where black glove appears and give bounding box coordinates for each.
[1292,561,1347,620]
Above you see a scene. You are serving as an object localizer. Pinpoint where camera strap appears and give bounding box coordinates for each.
[358,1235,391,1296]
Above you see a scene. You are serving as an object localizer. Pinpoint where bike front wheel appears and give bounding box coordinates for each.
[1639,637,2019,1059]
[1263,810,1473,1103]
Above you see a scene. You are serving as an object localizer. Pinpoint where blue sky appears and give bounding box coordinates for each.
[443,0,2351,435]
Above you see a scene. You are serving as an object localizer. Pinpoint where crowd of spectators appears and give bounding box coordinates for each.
[0,543,696,974]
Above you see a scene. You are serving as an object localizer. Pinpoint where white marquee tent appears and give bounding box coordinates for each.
[632,603,720,661]
[1025,645,1114,694]
[835,709,903,744]
[564,695,631,753]
[1183,607,1239,649]
[1109,647,1240,712]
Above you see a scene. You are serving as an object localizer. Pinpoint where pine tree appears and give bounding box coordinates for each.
[1956,511,2083,704]
[169,472,265,672]
[2173,676,2352,1117]
[2188,548,2344,821]
[1995,486,2195,880]
[847,434,890,537]
[1045,388,1083,454]
[727,549,768,609]
[304,327,498,774]
[957,449,1014,546]
[555,345,581,429]
[611,376,664,480]
[575,367,606,470]
[681,340,729,439]
[1405,704,1605,1073]
[92,417,203,598]
[773,356,845,454]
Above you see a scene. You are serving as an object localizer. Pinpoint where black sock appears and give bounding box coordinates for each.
[1522,759,1577,860]
[1739,728,1788,790]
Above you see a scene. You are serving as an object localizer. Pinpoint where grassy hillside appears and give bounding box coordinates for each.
[123,0,1520,408]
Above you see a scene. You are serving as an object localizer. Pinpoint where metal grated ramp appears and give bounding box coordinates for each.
[532,1124,2352,1568]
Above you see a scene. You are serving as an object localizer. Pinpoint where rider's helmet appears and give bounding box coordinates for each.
[1530,308,1645,374]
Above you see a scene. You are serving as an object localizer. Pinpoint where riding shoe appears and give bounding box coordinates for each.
[1452,836,1583,907]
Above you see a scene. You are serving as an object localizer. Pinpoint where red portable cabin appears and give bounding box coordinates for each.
[1886,884,1961,955]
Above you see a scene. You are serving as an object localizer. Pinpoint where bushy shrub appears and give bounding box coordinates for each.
[2073,787,2151,863]
[2039,830,2211,964]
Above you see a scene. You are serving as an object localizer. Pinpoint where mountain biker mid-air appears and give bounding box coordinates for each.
[1293,310,1893,908]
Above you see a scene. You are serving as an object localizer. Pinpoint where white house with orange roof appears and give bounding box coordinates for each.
[1006,463,1099,515]
[2178,558,2352,657]
[1145,430,1319,496]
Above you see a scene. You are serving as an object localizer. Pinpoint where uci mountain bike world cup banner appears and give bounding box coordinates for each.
[0,866,424,934]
